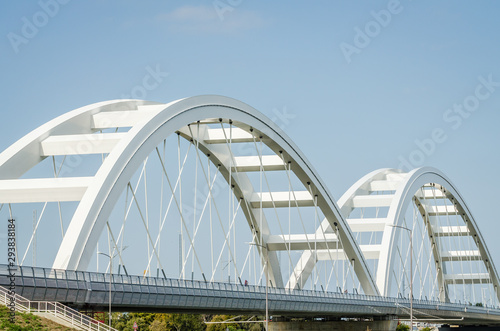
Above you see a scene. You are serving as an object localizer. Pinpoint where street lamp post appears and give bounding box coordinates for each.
[247,242,269,331]
[98,247,127,329]
[265,259,269,331]
[98,252,114,328]
[389,224,413,330]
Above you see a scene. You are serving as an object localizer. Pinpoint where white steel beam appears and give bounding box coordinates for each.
[232,155,285,172]
[444,273,491,284]
[266,233,339,251]
[347,218,387,232]
[369,180,400,191]
[317,245,381,261]
[41,133,126,156]
[426,205,459,216]
[416,189,446,199]
[205,128,254,144]
[92,109,161,129]
[250,191,314,208]
[0,177,92,203]
[433,225,469,237]
[440,250,481,261]
[385,173,407,181]
[351,195,393,208]
[137,104,169,112]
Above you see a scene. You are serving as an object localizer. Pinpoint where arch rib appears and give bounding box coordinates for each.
[291,167,500,304]
[378,167,500,303]
[6,95,378,295]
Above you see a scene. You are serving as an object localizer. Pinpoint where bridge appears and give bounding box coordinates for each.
[1,264,499,323]
[1,95,499,329]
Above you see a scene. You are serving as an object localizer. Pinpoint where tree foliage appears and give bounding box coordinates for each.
[160,313,205,331]
[396,323,410,331]
[113,312,153,331]
[112,312,264,331]
[113,312,205,331]
[205,315,263,331]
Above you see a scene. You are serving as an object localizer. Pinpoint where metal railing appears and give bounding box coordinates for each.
[4,263,500,310]
[0,284,30,313]
[2,264,500,319]
[0,285,117,331]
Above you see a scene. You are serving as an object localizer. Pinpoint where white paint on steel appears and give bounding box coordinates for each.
[377,167,500,303]
[316,245,381,261]
[2,96,498,303]
[205,127,254,144]
[232,155,285,172]
[0,96,378,295]
[0,177,92,203]
[266,234,338,251]
[347,218,388,232]
[440,250,481,261]
[92,108,162,129]
[444,273,491,284]
[250,191,314,208]
[351,194,394,208]
[41,133,127,156]
[289,168,399,290]
[0,100,159,180]
[290,166,500,304]
[433,225,469,237]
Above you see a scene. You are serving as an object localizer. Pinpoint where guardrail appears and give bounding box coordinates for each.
[0,284,30,313]
[3,263,500,311]
[1,264,500,320]
[0,285,117,331]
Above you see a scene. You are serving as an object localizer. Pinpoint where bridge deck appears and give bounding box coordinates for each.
[1,264,500,325]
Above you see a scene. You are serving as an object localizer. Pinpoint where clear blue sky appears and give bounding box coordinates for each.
[1,1,500,270]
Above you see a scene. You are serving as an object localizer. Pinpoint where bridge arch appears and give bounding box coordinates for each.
[292,167,500,305]
[1,96,498,305]
[379,167,500,303]
[0,95,378,295]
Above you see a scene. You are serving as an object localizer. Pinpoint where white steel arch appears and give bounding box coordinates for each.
[292,167,500,304]
[2,96,498,304]
[288,168,402,290]
[0,96,379,295]
[378,167,500,303]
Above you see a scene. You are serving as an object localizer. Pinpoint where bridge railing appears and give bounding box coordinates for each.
[2,264,500,316]
[0,283,31,313]
[29,300,114,331]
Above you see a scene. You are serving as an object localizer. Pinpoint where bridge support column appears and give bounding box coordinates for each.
[269,319,397,331]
